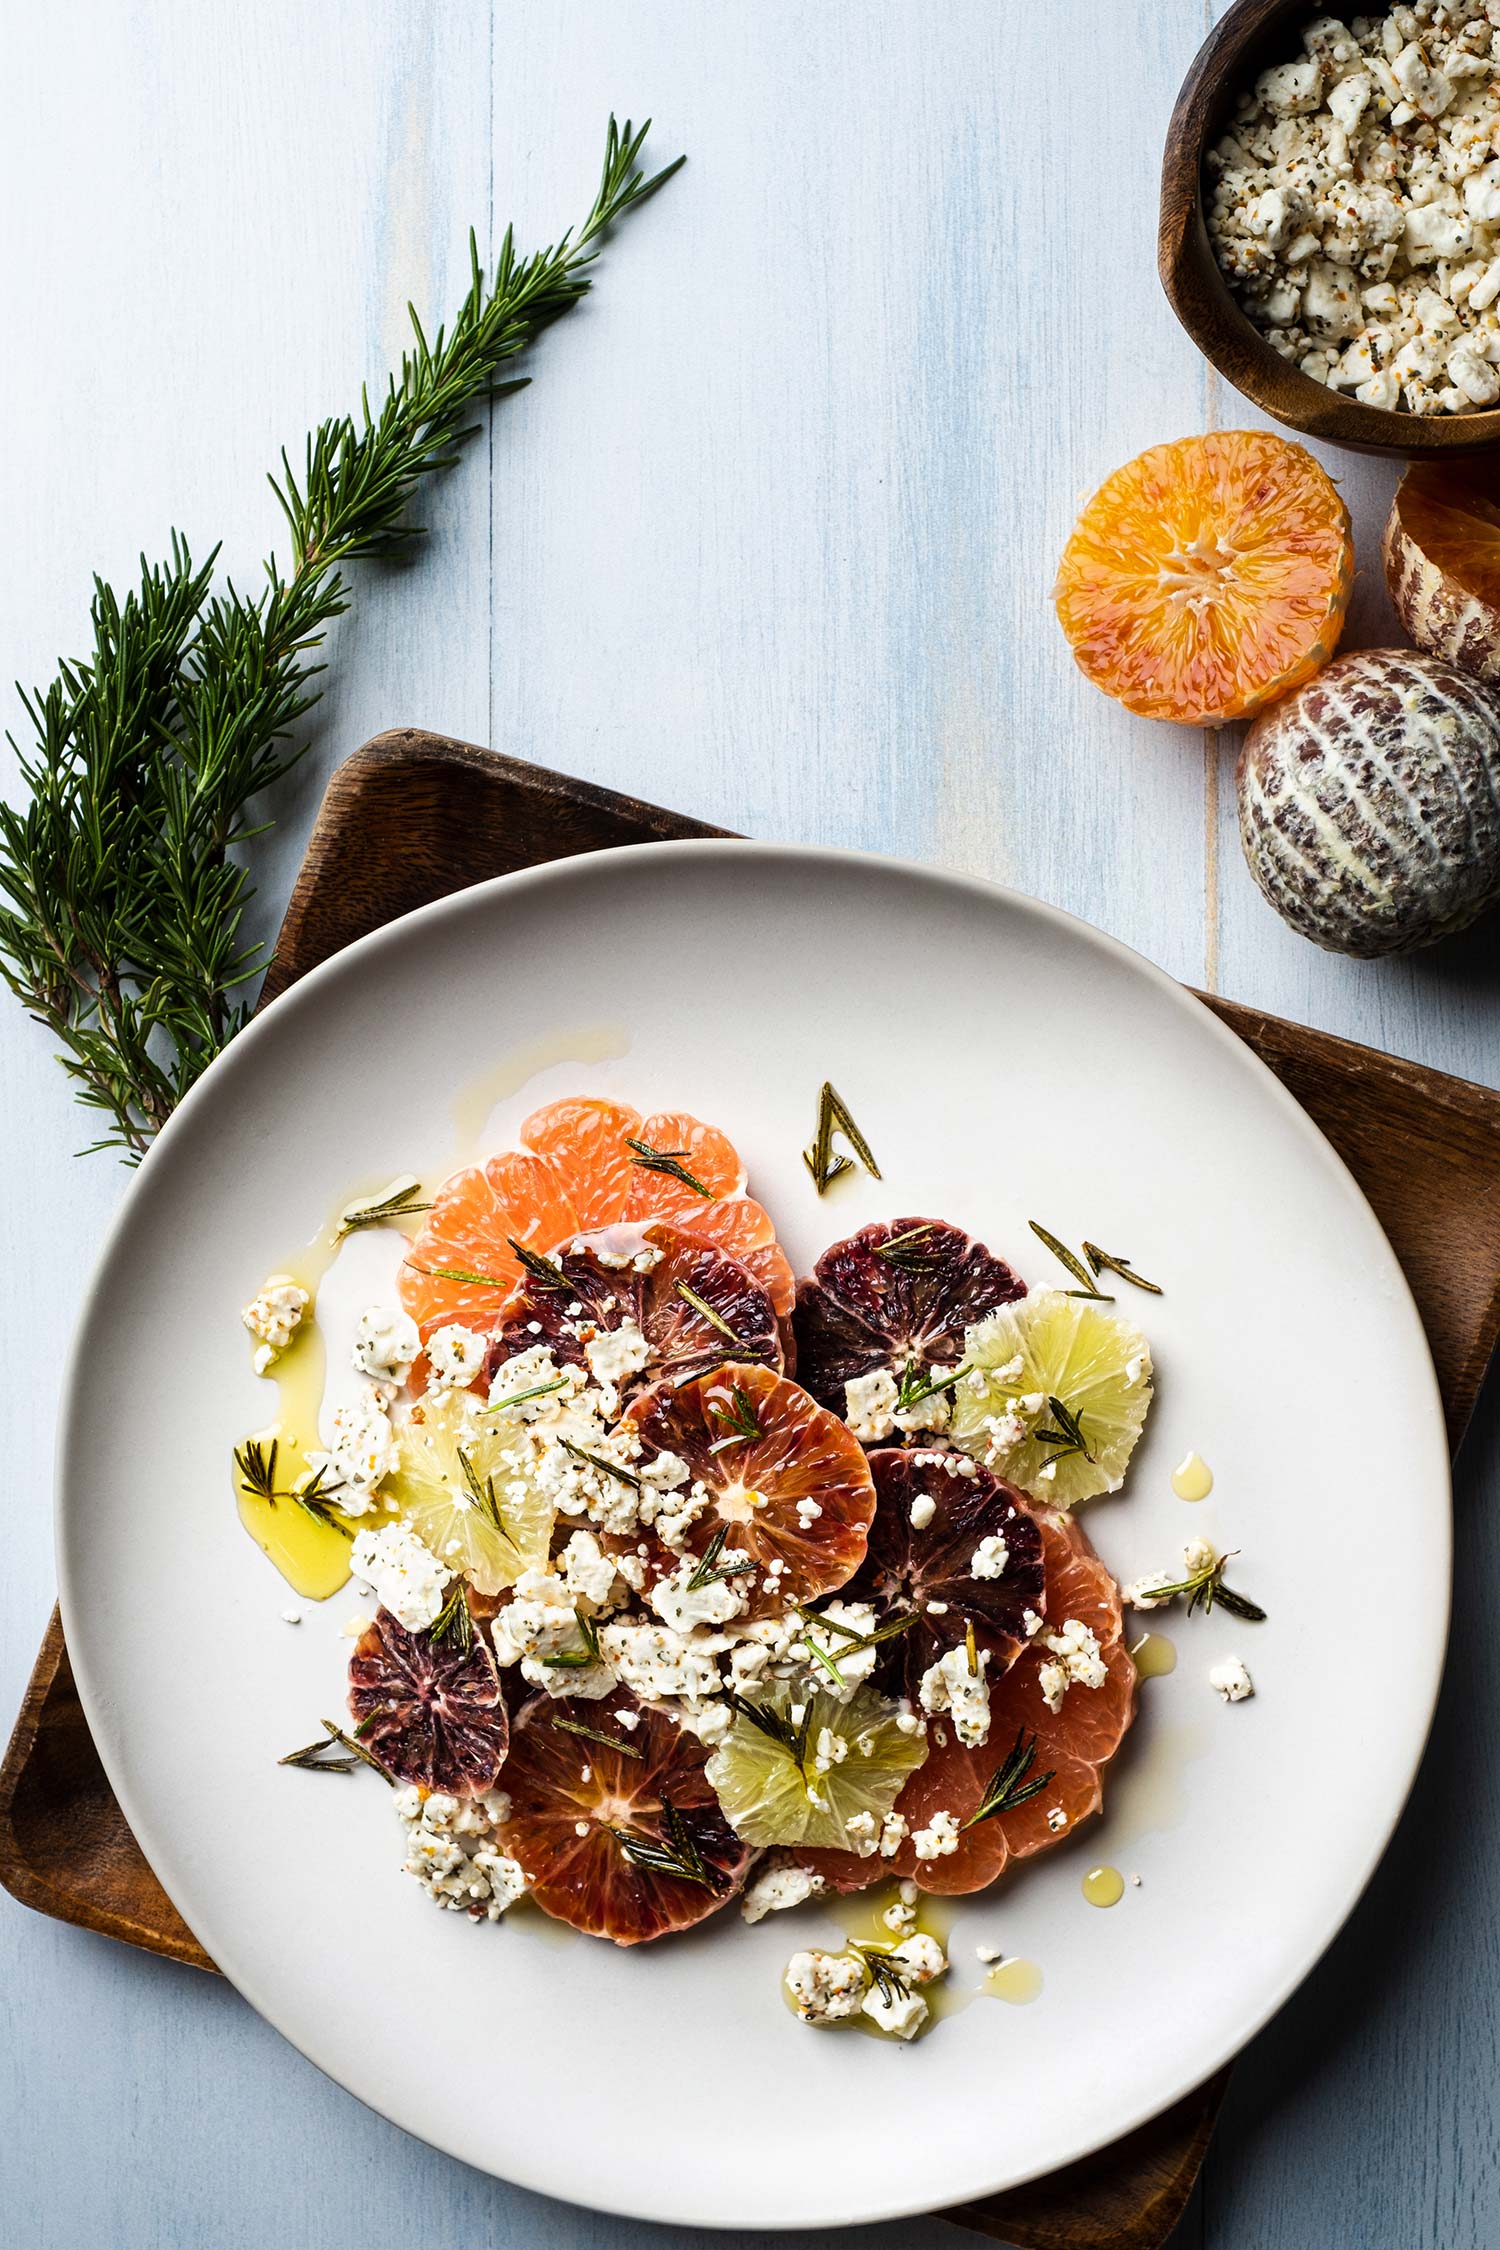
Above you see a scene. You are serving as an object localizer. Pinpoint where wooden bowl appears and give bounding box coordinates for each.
[1159,0,1500,457]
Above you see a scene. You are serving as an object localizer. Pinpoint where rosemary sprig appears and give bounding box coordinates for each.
[674,1281,751,1346]
[624,1136,711,1197]
[1082,1241,1163,1295]
[895,1359,970,1415]
[685,1523,756,1592]
[1028,1222,1114,1302]
[722,1689,813,1773]
[603,1802,725,1890]
[853,1943,912,2005]
[457,1446,510,1536]
[708,1384,763,1447]
[539,1610,604,1669]
[963,1729,1056,1829]
[0,119,681,1160]
[405,1257,510,1291]
[508,1238,572,1294]
[551,1714,643,1760]
[1032,1394,1093,1466]
[559,1438,642,1490]
[233,1439,350,1536]
[485,1374,570,1414]
[280,1719,395,1785]
[429,1581,473,1652]
[803,1080,881,1195]
[873,1224,937,1270]
[1143,1548,1267,1623]
[336,1179,432,1235]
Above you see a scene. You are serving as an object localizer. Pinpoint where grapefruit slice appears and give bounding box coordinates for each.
[838,1450,1046,1700]
[400,1097,795,1336]
[483,1221,783,1401]
[804,1507,1135,1895]
[623,1364,877,1617]
[1054,431,1352,725]
[793,1218,1024,1423]
[496,1687,751,1942]
[347,1606,509,1796]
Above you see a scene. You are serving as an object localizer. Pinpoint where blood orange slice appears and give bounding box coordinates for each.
[623,1364,876,1618]
[347,1606,509,1796]
[496,1688,751,1942]
[400,1097,795,1336]
[803,1507,1134,1896]
[793,1218,1024,1422]
[838,1450,1045,1700]
[483,1221,783,1400]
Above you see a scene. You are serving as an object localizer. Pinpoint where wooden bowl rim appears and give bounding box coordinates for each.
[1159,0,1500,458]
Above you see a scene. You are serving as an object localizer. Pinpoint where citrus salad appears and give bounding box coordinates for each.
[239,1093,1178,2040]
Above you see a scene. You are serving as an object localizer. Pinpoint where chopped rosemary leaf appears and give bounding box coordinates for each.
[278,1720,395,1785]
[602,1802,725,1889]
[559,1438,643,1490]
[457,1446,510,1535]
[674,1281,749,1345]
[507,1237,573,1293]
[1033,1393,1093,1465]
[804,1079,881,1195]
[336,1178,432,1235]
[801,1634,844,1689]
[404,1256,510,1291]
[722,1689,812,1772]
[551,1714,643,1760]
[485,1373,570,1414]
[963,1728,1056,1829]
[853,1943,913,2003]
[709,1384,763,1443]
[235,1439,350,1536]
[895,1360,970,1415]
[873,1224,937,1270]
[624,1136,711,1198]
[1082,1240,1163,1295]
[291,1469,353,1537]
[684,1522,756,1592]
[539,1611,605,1669]
[1143,1547,1267,1623]
[429,1582,473,1652]
[1027,1221,1114,1301]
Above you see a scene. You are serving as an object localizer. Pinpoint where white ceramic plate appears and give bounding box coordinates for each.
[58,843,1449,2230]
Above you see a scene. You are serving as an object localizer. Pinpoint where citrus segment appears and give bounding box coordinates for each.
[840,1449,1046,1699]
[623,1364,876,1617]
[950,1289,1153,1506]
[348,1606,509,1796]
[622,1109,745,1218]
[496,1688,751,1942]
[383,1388,554,1596]
[793,1217,1024,1421]
[483,1222,782,1400]
[519,1096,638,1228]
[1384,460,1500,683]
[400,1151,572,1334]
[1053,431,1352,725]
[704,1680,928,1850]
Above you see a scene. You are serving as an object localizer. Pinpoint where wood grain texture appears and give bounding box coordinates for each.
[6,730,1499,2250]
[1160,0,1500,455]
[0,6,1497,2249]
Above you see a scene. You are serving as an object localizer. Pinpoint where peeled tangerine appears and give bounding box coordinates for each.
[1237,647,1500,957]
[1054,431,1351,726]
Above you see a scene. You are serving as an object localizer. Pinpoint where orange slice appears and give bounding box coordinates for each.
[1384,460,1500,683]
[622,1363,877,1618]
[400,1097,796,1335]
[1054,430,1352,725]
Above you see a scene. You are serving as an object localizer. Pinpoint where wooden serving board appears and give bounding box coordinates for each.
[6,729,1500,2250]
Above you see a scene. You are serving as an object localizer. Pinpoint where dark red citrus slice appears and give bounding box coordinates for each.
[803,1507,1135,1895]
[347,1606,509,1796]
[792,1217,1025,1418]
[837,1449,1045,1700]
[483,1221,783,1400]
[496,1688,751,1942]
[622,1363,876,1618]
[400,1096,797,1335]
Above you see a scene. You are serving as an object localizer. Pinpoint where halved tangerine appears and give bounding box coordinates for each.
[348,1606,509,1796]
[1054,431,1352,726]
[401,1097,795,1337]
[622,1363,876,1618]
[483,1221,783,1400]
[793,1217,1023,1422]
[496,1687,751,1942]
[1384,459,1500,682]
[838,1450,1045,1701]
[803,1506,1134,1895]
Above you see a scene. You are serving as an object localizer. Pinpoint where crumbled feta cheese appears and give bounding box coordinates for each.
[844,1369,899,1442]
[241,1275,309,1374]
[395,1787,525,1920]
[1038,1617,1107,1714]
[970,1532,1010,1580]
[879,1811,911,1857]
[911,1809,961,1860]
[487,1343,579,1421]
[599,1619,723,1703]
[882,1895,918,1934]
[583,1319,651,1410]
[1047,1806,1068,1833]
[861,1980,929,2040]
[350,1522,452,1631]
[909,1494,938,1530]
[890,1931,947,1985]
[785,1948,866,2024]
[741,1862,827,1922]
[1209,1655,1255,1704]
[280,1607,302,1625]
[649,1551,750,1633]
[425,1324,489,1390]
[1125,1570,1178,1610]
[918,1642,992,1747]
[557,1529,621,1612]
[306,1392,399,1510]
[352,1304,421,1385]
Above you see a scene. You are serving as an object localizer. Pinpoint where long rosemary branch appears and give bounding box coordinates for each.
[0,117,681,1158]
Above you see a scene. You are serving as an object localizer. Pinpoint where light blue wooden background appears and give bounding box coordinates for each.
[2,4,1496,2246]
